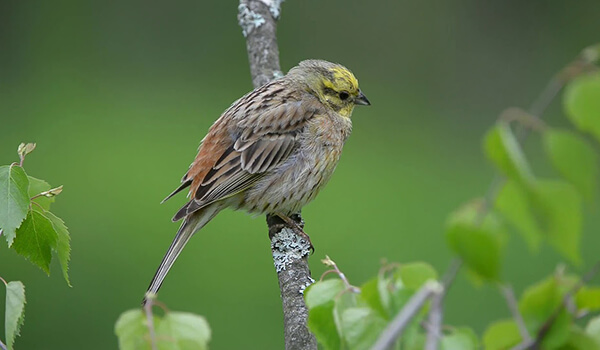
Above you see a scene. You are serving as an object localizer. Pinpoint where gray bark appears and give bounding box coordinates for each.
[238,1,318,349]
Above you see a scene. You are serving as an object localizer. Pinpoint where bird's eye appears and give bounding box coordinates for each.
[339,91,349,100]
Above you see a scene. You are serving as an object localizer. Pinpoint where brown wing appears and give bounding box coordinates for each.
[169,80,321,221]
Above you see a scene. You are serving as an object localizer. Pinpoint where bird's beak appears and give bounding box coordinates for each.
[355,90,371,106]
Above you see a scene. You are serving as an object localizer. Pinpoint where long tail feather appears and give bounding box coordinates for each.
[142,203,222,304]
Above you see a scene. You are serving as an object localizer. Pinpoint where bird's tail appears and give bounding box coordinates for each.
[142,203,223,305]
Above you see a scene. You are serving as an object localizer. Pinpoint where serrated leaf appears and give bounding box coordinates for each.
[543,129,598,200]
[483,319,521,350]
[0,165,30,246]
[5,281,26,350]
[12,210,58,274]
[564,72,600,143]
[495,180,542,251]
[561,326,600,350]
[587,316,600,344]
[115,309,153,350]
[576,287,600,312]
[308,302,341,350]
[530,180,582,265]
[27,176,54,211]
[44,211,71,286]
[484,122,534,184]
[396,262,438,290]
[340,307,387,350]
[441,327,478,350]
[519,277,572,349]
[156,312,211,350]
[305,279,345,308]
[446,205,505,281]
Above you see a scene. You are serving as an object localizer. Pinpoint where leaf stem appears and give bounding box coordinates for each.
[143,298,159,350]
[0,275,7,286]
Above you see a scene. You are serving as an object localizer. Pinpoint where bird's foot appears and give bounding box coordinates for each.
[276,213,314,254]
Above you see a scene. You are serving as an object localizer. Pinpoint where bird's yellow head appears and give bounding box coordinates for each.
[289,59,370,117]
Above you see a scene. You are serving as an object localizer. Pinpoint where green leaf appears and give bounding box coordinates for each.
[560,326,600,350]
[396,262,438,290]
[587,316,600,344]
[27,176,55,211]
[576,287,600,312]
[543,129,598,200]
[305,279,345,308]
[0,165,30,246]
[12,210,58,274]
[519,277,572,349]
[530,180,582,265]
[156,312,211,350]
[5,281,26,350]
[360,278,388,319]
[44,211,71,286]
[446,205,505,281]
[441,327,478,350]
[495,180,542,251]
[564,72,600,143]
[308,302,341,350]
[483,319,521,350]
[115,309,153,350]
[484,122,534,184]
[340,307,387,350]
[305,279,346,350]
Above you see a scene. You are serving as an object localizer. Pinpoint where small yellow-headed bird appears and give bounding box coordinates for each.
[144,59,369,301]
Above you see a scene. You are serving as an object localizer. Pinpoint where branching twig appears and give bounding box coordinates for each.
[321,255,360,293]
[371,281,443,350]
[511,261,600,350]
[422,48,595,350]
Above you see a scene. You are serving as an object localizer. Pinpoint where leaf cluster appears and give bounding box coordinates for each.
[0,143,71,348]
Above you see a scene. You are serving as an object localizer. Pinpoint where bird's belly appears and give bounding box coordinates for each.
[241,147,341,215]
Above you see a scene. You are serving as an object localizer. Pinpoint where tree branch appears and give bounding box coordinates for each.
[238,1,318,349]
[238,0,283,88]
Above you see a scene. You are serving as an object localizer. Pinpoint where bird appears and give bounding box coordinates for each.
[143,59,370,303]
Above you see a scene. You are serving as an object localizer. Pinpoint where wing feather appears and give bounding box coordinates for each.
[168,80,322,221]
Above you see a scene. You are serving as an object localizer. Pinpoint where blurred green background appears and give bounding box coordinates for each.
[1,0,599,349]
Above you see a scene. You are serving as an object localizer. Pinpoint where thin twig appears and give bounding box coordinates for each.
[500,284,532,343]
[371,281,443,350]
[0,338,7,350]
[0,275,7,285]
[143,297,158,350]
[321,255,360,293]
[424,259,462,350]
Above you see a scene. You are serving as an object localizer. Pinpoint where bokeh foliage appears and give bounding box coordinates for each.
[1,0,600,349]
